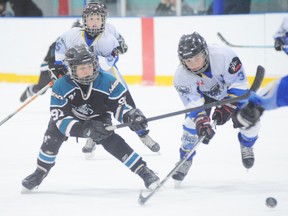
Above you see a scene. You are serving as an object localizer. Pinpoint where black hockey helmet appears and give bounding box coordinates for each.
[64,45,99,85]
[82,2,107,36]
[178,32,209,74]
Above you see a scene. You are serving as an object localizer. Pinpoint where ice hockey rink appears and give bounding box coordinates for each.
[0,83,287,216]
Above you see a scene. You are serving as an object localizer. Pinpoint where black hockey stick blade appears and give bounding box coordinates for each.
[106,65,265,131]
[217,32,274,49]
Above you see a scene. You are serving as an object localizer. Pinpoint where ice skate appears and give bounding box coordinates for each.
[240,144,255,169]
[137,166,160,190]
[172,160,192,188]
[82,138,97,159]
[22,168,48,192]
[138,131,160,153]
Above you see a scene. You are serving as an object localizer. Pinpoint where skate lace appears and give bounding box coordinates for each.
[241,146,254,159]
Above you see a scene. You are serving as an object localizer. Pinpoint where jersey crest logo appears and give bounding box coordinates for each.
[73,104,94,115]
[229,57,242,74]
[175,85,192,95]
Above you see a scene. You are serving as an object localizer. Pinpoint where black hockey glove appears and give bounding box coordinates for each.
[233,102,264,128]
[212,102,238,125]
[195,115,215,144]
[82,120,113,142]
[123,108,148,132]
[116,35,128,54]
[274,38,284,51]
[48,62,67,80]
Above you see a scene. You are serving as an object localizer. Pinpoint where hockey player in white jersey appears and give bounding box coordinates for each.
[236,75,288,128]
[172,32,261,184]
[51,2,160,154]
[273,16,288,54]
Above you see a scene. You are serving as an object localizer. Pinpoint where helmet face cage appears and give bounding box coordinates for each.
[178,32,209,74]
[82,3,107,36]
[65,45,100,85]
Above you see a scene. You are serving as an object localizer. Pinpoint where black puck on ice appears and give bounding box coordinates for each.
[266,197,277,208]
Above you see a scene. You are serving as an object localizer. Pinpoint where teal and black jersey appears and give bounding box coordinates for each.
[50,71,133,136]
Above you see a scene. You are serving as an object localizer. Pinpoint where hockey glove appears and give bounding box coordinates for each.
[274,38,284,51]
[195,115,215,144]
[212,102,237,125]
[123,108,148,132]
[117,35,128,54]
[233,102,264,128]
[82,120,113,142]
[48,62,67,80]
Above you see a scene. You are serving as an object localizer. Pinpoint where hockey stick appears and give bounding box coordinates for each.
[138,135,205,205]
[106,65,265,131]
[0,81,53,127]
[137,66,265,205]
[217,32,274,49]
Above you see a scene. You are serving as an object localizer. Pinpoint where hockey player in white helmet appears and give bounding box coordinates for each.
[21,44,160,192]
[50,2,160,155]
[172,32,261,185]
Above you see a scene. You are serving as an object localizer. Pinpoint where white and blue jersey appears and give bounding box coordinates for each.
[249,75,288,110]
[55,27,119,68]
[50,71,133,137]
[174,44,249,120]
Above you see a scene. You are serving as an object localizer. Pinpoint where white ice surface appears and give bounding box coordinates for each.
[0,83,287,216]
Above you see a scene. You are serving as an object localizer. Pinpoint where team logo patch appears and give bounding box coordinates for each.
[175,85,192,95]
[228,57,242,74]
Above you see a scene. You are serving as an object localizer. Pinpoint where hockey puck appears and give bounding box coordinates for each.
[266,197,277,208]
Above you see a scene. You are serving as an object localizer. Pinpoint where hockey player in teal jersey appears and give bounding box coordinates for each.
[21,45,160,192]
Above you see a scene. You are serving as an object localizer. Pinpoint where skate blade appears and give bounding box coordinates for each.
[148,180,160,191]
[174,180,182,189]
[84,152,96,160]
[21,187,34,194]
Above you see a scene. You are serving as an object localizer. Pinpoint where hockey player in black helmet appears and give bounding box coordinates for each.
[21,44,160,193]
[53,2,160,155]
[172,31,261,186]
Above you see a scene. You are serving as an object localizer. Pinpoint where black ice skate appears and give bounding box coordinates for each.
[138,131,160,153]
[20,86,35,102]
[172,160,192,187]
[137,166,160,190]
[240,145,255,169]
[22,168,48,192]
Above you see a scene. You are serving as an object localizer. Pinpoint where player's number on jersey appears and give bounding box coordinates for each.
[51,109,64,121]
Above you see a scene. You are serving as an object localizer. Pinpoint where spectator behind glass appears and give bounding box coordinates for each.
[155,0,194,16]
[0,0,13,16]
[207,0,251,14]
[2,0,43,16]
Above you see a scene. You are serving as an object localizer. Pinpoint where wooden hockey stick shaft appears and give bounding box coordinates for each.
[0,81,53,127]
